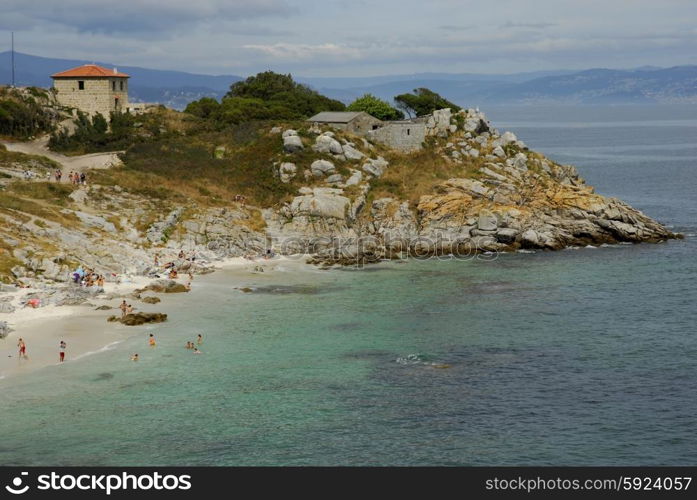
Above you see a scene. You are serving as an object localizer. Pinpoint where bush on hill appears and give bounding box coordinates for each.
[185,72,345,126]
[394,88,461,117]
[347,94,404,121]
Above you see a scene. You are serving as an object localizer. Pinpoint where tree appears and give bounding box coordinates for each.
[184,97,220,119]
[394,88,461,118]
[347,94,404,121]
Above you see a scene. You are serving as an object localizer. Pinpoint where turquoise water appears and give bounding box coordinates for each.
[1,105,696,465]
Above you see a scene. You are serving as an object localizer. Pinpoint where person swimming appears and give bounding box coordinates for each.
[193,347,202,354]
[149,334,156,347]
[131,353,139,361]
[197,334,203,345]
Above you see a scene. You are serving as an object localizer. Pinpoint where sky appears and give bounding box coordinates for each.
[1,0,696,77]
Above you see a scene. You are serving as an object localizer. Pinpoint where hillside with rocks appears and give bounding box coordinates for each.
[0,98,680,300]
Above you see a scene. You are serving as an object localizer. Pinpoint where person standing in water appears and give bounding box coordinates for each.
[59,340,66,362]
[17,338,27,359]
[120,300,128,318]
[149,334,156,348]
[197,334,203,345]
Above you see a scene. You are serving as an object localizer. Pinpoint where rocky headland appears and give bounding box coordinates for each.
[0,105,680,319]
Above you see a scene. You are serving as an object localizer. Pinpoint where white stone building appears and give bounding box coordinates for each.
[51,64,130,117]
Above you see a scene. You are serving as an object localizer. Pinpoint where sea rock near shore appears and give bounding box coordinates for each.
[0,321,12,338]
[108,312,168,326]
[138,279,188,294]
[141,296,161,304]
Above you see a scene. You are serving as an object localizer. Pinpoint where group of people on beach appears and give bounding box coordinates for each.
[131,333,203,361]
[119,299,134,318]
[13,338,66,363]
[153,250,194,290]
[71,266,105,287]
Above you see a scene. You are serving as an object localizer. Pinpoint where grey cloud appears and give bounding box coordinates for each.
[502,22,557,29]
[0,0,296,34]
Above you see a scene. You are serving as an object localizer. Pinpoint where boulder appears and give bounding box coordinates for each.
[310,159,336,177]
[279,162,297,183]
[496,228,519,243]
[108,312,168,326]
[342,143,364,160]
[141,296,161,304]
[492,146,506,158]
[362,156,389,177]
[290,193,351,219]
[326,174,344,184]
[345,169,363,186]
[478,211,498,231]
[521,229,540,247]
[282,129,298,138]
[312,134,343,155]
[95,305,112,310]
[283,135,304,153]
[139,279,189,294]
[0,301,16,313]
[0,321,11,338]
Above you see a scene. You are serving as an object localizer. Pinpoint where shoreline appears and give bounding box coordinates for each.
[0,255,289,380]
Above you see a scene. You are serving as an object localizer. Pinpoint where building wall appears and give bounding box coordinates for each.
[53,77,129,117]
[367,122,426,152]
[346,113,383,135]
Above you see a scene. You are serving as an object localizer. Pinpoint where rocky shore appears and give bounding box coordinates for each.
[0,108,680,312]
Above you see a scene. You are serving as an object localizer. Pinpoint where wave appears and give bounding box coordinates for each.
[396,353,451,369]
[72,341,123,361]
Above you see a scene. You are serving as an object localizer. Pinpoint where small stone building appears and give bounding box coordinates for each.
[51,64,130,117]
[307,111,383,136]
[366,119,427,153]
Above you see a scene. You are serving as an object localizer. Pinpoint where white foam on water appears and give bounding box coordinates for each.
[517,249,535,254]
[72,341,123,361]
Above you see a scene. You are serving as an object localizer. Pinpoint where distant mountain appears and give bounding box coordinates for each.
[311,67,697,106]
[0,51,241,109]
[1,52,696,109]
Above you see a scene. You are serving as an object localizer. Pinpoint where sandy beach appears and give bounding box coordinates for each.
[0,255,290,380]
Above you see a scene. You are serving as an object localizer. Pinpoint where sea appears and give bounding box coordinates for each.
[1,104,695,466]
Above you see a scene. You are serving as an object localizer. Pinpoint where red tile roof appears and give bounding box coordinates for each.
[51,64,129,78]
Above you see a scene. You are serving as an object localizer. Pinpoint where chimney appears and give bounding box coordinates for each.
[113,67,118,74]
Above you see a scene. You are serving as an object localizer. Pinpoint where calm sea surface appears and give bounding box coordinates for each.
[1,105,695,465]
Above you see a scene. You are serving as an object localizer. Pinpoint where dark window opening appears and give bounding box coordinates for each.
[112,81,116,91]
[78,81,84,90]
[115,97,119,108]
[120,81,124,91]
[407,128,411,136]
[372,125,379,130]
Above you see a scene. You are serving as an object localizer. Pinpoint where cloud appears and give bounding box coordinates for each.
[242,43,363,61]
[502,21,557,29]
[0,0,296,34]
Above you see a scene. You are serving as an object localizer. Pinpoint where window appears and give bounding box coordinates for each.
[115,97,119,108]
[372,125,379,130]
[112,81,116,91]
[120,81,124,91]
[407,128,411,136]
[78,81,84,90]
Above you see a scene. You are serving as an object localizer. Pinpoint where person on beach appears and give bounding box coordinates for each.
[59,340,66,362]
[126,304,134,314]
[17,338,27,359]
[131,353,139,361]
[120,300,128,318]
[197,334,203,345]
[149,334,156,348]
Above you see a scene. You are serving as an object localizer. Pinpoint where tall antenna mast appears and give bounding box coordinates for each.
[11,31,15,87]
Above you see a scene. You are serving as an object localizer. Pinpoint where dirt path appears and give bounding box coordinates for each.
[1,135,123,174]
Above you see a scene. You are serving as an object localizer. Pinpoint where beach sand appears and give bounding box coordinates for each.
[0,255,295,379]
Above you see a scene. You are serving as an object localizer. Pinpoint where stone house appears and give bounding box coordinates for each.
[366,118,427,153]
[307,111,383,135]
[51,64,130,117]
